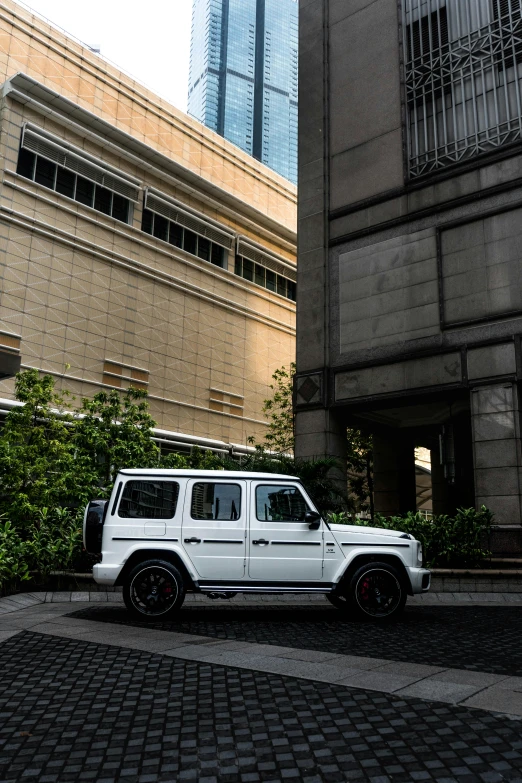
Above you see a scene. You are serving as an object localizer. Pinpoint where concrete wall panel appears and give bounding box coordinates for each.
[335,352,462,401]
[338,230,440,353]
[467,343,516,381]
[330,130,404,210]
[442,206,522,325]
[329,0,402,155]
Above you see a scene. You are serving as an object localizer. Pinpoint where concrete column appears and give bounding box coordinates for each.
[430,415,475,516]
[373,432,416,515]
[470,383,522,526]
[294,407,347,484]
[296,0,328,375]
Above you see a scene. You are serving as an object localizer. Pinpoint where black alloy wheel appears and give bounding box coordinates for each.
[326,593,349,610]
[330,561,406,621]
[123,559,185,620]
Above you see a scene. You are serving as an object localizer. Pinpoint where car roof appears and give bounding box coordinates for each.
[118,469,302,481]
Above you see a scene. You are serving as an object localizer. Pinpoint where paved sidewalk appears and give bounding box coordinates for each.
[2,599,522,782]
[2,630,522,783]
[1,599,522,716]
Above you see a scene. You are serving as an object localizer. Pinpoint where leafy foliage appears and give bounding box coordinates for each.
[260,363,295,454]
[24,507,85,583]
[346,428,373,518]
[74,388,161,489]
[0,519,30,596]
[218,447,345,513]
[258,364,373,513]
[0,369,94,528]
[327,506,493,568]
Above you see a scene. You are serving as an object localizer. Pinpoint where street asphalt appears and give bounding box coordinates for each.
[0,592,522,782]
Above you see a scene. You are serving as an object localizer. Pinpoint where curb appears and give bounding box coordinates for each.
[2,591,522,615]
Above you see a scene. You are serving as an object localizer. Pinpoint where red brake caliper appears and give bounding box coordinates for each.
[360,577,371,603]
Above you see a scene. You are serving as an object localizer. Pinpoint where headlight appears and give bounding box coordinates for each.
[417,542,423,566]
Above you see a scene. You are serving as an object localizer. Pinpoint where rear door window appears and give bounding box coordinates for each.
[118,481,180,519]
[191,483,241,520]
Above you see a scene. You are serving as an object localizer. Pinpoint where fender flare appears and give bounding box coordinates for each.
[333,550,413,596]
[115,545,199,589]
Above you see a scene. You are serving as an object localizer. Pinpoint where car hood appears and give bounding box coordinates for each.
[328,523,410,539]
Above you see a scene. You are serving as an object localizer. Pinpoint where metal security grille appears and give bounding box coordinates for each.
[22,128,140,201]
[145,192,234,250]
[403,0,522,178]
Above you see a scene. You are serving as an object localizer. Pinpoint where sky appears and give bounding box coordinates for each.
[19,0,194,113]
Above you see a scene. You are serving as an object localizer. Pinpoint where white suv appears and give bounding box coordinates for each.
[84,469,430,622]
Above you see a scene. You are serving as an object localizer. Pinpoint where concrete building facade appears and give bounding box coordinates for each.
[0,0,296,456]
[296,0,522,551]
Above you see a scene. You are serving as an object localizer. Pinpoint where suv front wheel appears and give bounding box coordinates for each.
[123,559,186,620]
[329,561,406,622]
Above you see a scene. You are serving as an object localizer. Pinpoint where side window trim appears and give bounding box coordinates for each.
[111,481,123,515]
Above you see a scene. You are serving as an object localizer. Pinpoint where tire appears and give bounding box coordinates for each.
[123,559,186,620]
[331,561,406,622]
[327,593,350,610]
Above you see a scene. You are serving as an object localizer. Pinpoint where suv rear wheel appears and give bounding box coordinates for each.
[123,559,185,620]
[329,561,406,622]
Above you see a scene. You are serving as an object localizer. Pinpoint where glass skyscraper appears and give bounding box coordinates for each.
[188,0,298,184]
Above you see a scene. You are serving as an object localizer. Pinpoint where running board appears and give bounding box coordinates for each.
[198,585,334,594]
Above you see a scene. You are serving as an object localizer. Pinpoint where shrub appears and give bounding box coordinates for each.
[327,506,492,568]
[24,507,85,583]
[0,519,30,596]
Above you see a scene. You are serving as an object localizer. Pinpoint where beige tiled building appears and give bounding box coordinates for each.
[0,0,297,452]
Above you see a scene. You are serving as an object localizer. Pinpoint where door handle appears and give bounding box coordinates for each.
[184,537,201,544]
[252,539,269,546]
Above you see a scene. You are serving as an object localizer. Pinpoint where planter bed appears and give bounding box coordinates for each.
[431,569,522,592]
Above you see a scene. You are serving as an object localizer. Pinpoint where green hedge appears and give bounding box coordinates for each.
[327,506,493,568]
[0,509,87,596]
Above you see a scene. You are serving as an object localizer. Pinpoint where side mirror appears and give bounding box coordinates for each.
[305,510,322,530]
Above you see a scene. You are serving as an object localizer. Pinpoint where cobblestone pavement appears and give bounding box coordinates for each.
[69,603,522,677]
[1,631,522,783]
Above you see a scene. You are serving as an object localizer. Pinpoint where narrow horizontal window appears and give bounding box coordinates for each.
[142,208,153,235]
[234,253,296,301]
[141,196,232,270]
[255,264,265,287]
[16,138,132,224]
[198,236,211,262]
[184,229,197,256]
[75,176,94,207]
[35,157,56,190]
[169,223,183,248]
[56,167,75,199]
[94,185,112,216]
[211,244,224,268]
[242,258,254,282]
[112,193,129,223]
[16,148,36,179]
[153,213,169,242]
